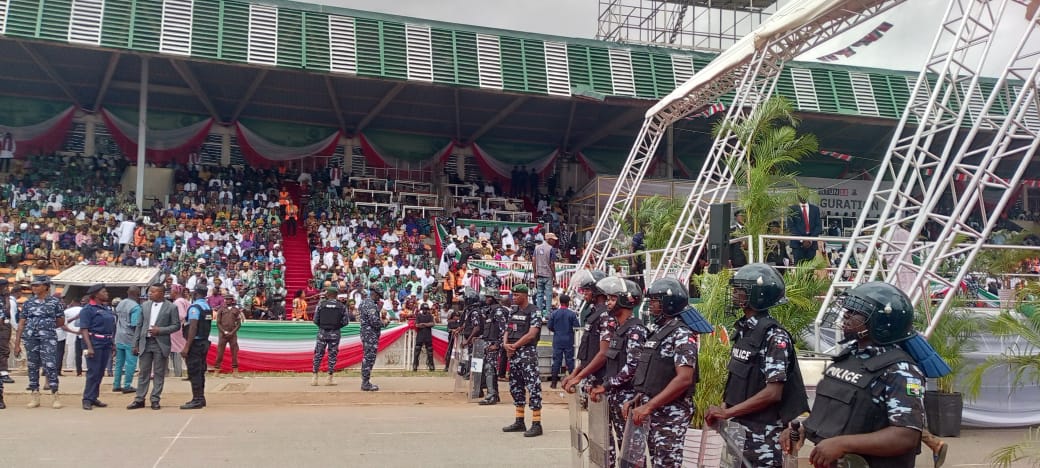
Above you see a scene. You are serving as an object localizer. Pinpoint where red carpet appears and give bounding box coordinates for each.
[279,182,312,295]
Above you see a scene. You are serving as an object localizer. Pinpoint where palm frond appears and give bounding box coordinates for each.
[988,427,1040,468]
[966,312,1040,399]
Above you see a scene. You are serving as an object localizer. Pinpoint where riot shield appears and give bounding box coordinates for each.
[569,391,589,468]
[587,396,611,468]
[468,339,487,400]
[711,419,752,468]
[451,336,468,394]
[618,416,649,468]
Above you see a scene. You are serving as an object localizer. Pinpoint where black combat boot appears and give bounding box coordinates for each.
[502,418,527,432]
[0,392,5,409]
[549,375,559,389]
[524,422,543,437]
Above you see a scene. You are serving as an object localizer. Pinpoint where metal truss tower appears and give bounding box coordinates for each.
[815,0,1040,348]
[576,0,908,282]
[597,0,789,51]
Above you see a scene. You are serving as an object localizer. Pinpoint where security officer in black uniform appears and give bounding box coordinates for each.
[561,269,608,398]
[706,263,808,467]
[458,288,482,379]
[786,281,927,467]
[0,279,10,408]
[478,287,508,406]
[312,287,349,386]
[79,283,116,411]
[180,285,213,410]
[588,277,647,468]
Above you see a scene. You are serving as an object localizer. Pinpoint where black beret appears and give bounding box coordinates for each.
[31,276,51,286]
[86,283,106,295]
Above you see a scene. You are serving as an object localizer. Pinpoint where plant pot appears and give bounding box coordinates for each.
[683,428,725,467]
[924,390,963,437]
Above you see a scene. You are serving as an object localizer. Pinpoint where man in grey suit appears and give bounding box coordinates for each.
[127,284,181,410]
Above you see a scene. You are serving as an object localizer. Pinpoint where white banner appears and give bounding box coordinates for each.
[795,176,893,219]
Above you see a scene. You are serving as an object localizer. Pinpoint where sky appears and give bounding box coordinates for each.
[308,0,1033,76]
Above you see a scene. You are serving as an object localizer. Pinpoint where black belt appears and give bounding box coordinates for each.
[90,333,114,339]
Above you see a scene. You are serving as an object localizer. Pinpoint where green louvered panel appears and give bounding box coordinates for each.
[651,54,674,97]
[354,17,381,76]
[500,37,525,92]
[277,9,303,68]
[221,1,250,62]
[38,0,71,42]
[430,28,457,85]
[381,21,407,79]
[100,0,132,48]
[869,74,907,119]
[191,0,220,59]
[131,0,162,52]
[523,39,547,94]
[630,51,657,98]
[4,0,43,38]
[810,70,838,114]
[454,31,480,87]
[303,12,330,71]
[774,68,796,103]
[567,44,591,90]
[587,47,613,96]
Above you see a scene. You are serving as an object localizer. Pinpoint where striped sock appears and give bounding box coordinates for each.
[515,407,525,419]
[532,409,541,423]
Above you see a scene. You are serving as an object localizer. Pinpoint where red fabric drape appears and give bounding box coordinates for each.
[99,110,213,164]
[234,123,341,170]
[11,107,77,158]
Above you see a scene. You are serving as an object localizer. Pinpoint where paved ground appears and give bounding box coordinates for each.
[0,373,1033,467]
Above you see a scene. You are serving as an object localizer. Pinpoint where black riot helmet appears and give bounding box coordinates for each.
[646,278,688,317]
[572,269,607,295]
[462,287,481,306]
[841,282,915,345]
[596,276,642,309]
[730,263,786,311]
[480,287,499,303]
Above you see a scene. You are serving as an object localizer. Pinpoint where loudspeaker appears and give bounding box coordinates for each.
[708,203,731,274]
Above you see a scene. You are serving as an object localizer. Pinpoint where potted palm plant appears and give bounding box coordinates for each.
[686,269,733,466]
[919,306,981,437]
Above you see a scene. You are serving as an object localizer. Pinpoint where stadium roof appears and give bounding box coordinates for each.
[0,0,1034,178]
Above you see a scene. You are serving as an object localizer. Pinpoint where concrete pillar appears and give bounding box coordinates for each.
[135,57,149,212]
[220,125,231,167]
[84,116,96,156]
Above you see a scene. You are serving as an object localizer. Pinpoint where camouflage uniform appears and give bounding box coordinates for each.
[729,314,796,467]
[633,319,698,468]
[312,300,349,374]
[602,319,648,468]
[358,298,383,387]
[20,295,65,392]
[507,304,543,411]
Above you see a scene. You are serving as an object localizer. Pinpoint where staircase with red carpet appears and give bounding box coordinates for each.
[279,182,312,295]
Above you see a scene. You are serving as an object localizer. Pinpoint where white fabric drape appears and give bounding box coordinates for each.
[235,122,342,161]
[101,109,213,149]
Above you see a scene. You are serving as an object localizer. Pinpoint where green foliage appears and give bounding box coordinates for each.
[771,256,831,347]
[971,230,1035,289]
[966,312,1040,399]
[917,307,981,394]
[692,269,734,325]
[691,332,730,428]
[611,195,685,266]
[713,96,819,245]
[988,427,1040,468]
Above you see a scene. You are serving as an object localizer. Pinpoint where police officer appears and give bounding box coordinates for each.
[459,288,483,384]
[786,282,927,466]
[562,272,617,396]
[312,287,349,386]
[623,277,699,467]
[359,284,387,391]
[706,263,808,467]
[0,278,15,387]
[13,275,65,409]
[588,277,647,468]
[501,284,544,437]
[79,283,116,410]
[478,287,507,406]
[180,285,213,409]
[412,303,435,372]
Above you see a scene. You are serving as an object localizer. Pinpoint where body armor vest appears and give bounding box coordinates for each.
[602,316,643,386]
[723,314,809,424]
[184,300,213,341]
[633,319,697,400]
[461,305,477,336]
[804,347,918,467]
[317,300,345,330]
[482,305,506,342]
[506,304,537,344]
[576,303,607,364]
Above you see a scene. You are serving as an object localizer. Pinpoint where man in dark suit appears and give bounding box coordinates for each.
[788,197,823,265]
[128,283,181,410]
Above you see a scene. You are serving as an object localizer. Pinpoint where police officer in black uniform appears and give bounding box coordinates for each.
[706,263,808,467]
[786,282,927,467]
[180,285,213,410]
[312,287,349,386]
[588,277,647,468]
[478,288,508,405]
[561,269,609,397]
[458,288,482,379]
